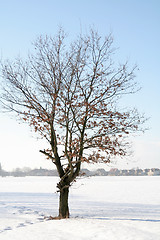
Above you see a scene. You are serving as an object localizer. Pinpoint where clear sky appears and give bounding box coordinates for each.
[0,0,160,171]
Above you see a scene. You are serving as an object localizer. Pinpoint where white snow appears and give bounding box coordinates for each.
[0,176,160,240]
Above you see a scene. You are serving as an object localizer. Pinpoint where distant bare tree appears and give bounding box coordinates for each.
[0,28,146,218]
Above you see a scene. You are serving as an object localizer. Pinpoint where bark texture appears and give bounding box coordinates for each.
[59,187,69,218]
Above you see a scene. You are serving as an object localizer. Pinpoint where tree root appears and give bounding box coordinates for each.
[44,215,69,220]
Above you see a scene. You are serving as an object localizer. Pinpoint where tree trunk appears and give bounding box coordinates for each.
[59,186,69,218]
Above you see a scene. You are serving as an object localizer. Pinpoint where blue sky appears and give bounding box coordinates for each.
[0,0,160,170]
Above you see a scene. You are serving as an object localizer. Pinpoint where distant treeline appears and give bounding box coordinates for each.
[0,165,160,177]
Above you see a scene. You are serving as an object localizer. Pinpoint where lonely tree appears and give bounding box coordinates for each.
[0,29,145,218]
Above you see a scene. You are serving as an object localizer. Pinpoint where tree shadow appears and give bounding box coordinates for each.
[91,217,160,222]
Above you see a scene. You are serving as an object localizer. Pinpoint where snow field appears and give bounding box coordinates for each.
[0,176,160,240]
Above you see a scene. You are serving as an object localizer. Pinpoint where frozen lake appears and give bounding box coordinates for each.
[0,176,160,239]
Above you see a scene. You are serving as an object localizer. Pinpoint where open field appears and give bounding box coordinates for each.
[0,176,160,239]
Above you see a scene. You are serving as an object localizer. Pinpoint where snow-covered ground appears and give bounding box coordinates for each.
[0,176,160,240]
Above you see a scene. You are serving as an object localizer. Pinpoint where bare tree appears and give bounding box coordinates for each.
[0,28,146,218]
